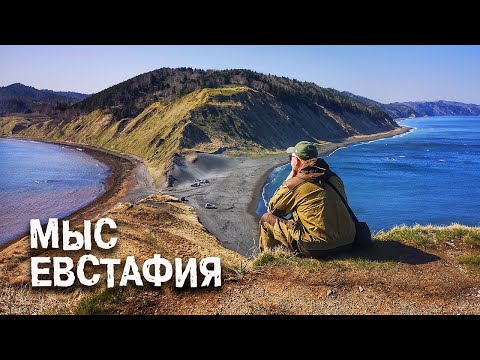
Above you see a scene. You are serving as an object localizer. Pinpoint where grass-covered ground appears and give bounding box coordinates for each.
[375,223,480,248]
[71,223,480,314]
[253,223,480,274]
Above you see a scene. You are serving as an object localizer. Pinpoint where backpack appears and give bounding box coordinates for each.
[324,180,373,249]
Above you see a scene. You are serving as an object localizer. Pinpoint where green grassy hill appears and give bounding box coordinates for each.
[0,68,398,185]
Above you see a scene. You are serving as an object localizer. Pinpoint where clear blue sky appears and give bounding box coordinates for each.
[1,45,480,104]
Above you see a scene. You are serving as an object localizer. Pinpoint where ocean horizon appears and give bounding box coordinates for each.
[257,116,480,232]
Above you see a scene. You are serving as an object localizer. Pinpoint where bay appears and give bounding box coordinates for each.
[0,139,110,244]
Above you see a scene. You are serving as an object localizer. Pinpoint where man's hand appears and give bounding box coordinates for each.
[286,170,297,181]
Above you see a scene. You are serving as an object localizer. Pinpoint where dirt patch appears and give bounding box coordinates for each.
[113,237,480,315]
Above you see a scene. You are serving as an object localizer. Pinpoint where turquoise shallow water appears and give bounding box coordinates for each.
[257,116,480,232]
[0,139,110,244]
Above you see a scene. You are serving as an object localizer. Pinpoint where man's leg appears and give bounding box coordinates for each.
[258,213,293,252]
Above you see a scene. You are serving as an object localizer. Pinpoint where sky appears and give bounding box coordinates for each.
[1,45,480,104]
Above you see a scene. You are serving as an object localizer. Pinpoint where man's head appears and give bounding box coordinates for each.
[286,141,318,172]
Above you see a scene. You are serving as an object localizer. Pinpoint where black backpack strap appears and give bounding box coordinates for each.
[324,180,359,224]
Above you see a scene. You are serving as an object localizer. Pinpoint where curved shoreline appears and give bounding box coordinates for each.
[166,126,413,257]
[248,126,414,220]
[0,136,156,252]
[0,126,412,256]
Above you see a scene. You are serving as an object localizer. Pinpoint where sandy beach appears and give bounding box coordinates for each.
[166,126,413,257]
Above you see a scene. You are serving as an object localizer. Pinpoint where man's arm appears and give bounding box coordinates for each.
[268,182,297,217]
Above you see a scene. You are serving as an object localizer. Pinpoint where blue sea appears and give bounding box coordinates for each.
[0,139,111,244]
[257,116,480,232]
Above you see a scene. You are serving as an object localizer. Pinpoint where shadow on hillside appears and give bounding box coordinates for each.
[341,240,440,265]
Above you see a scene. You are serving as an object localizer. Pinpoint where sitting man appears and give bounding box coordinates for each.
[259,141,356,258]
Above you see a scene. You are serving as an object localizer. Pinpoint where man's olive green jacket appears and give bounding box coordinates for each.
[268,157,356,250]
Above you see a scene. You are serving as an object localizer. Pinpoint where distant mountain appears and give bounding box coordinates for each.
[1,68,397,185]
[341,91,480,119]
[0,83,89,115]
[43,90,89,101]
[386,101,480,119]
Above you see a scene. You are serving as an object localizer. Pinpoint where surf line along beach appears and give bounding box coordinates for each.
[0,136,158,252]
[165,126,412,257]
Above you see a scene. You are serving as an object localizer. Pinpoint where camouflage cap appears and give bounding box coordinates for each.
[286,141,318,160]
